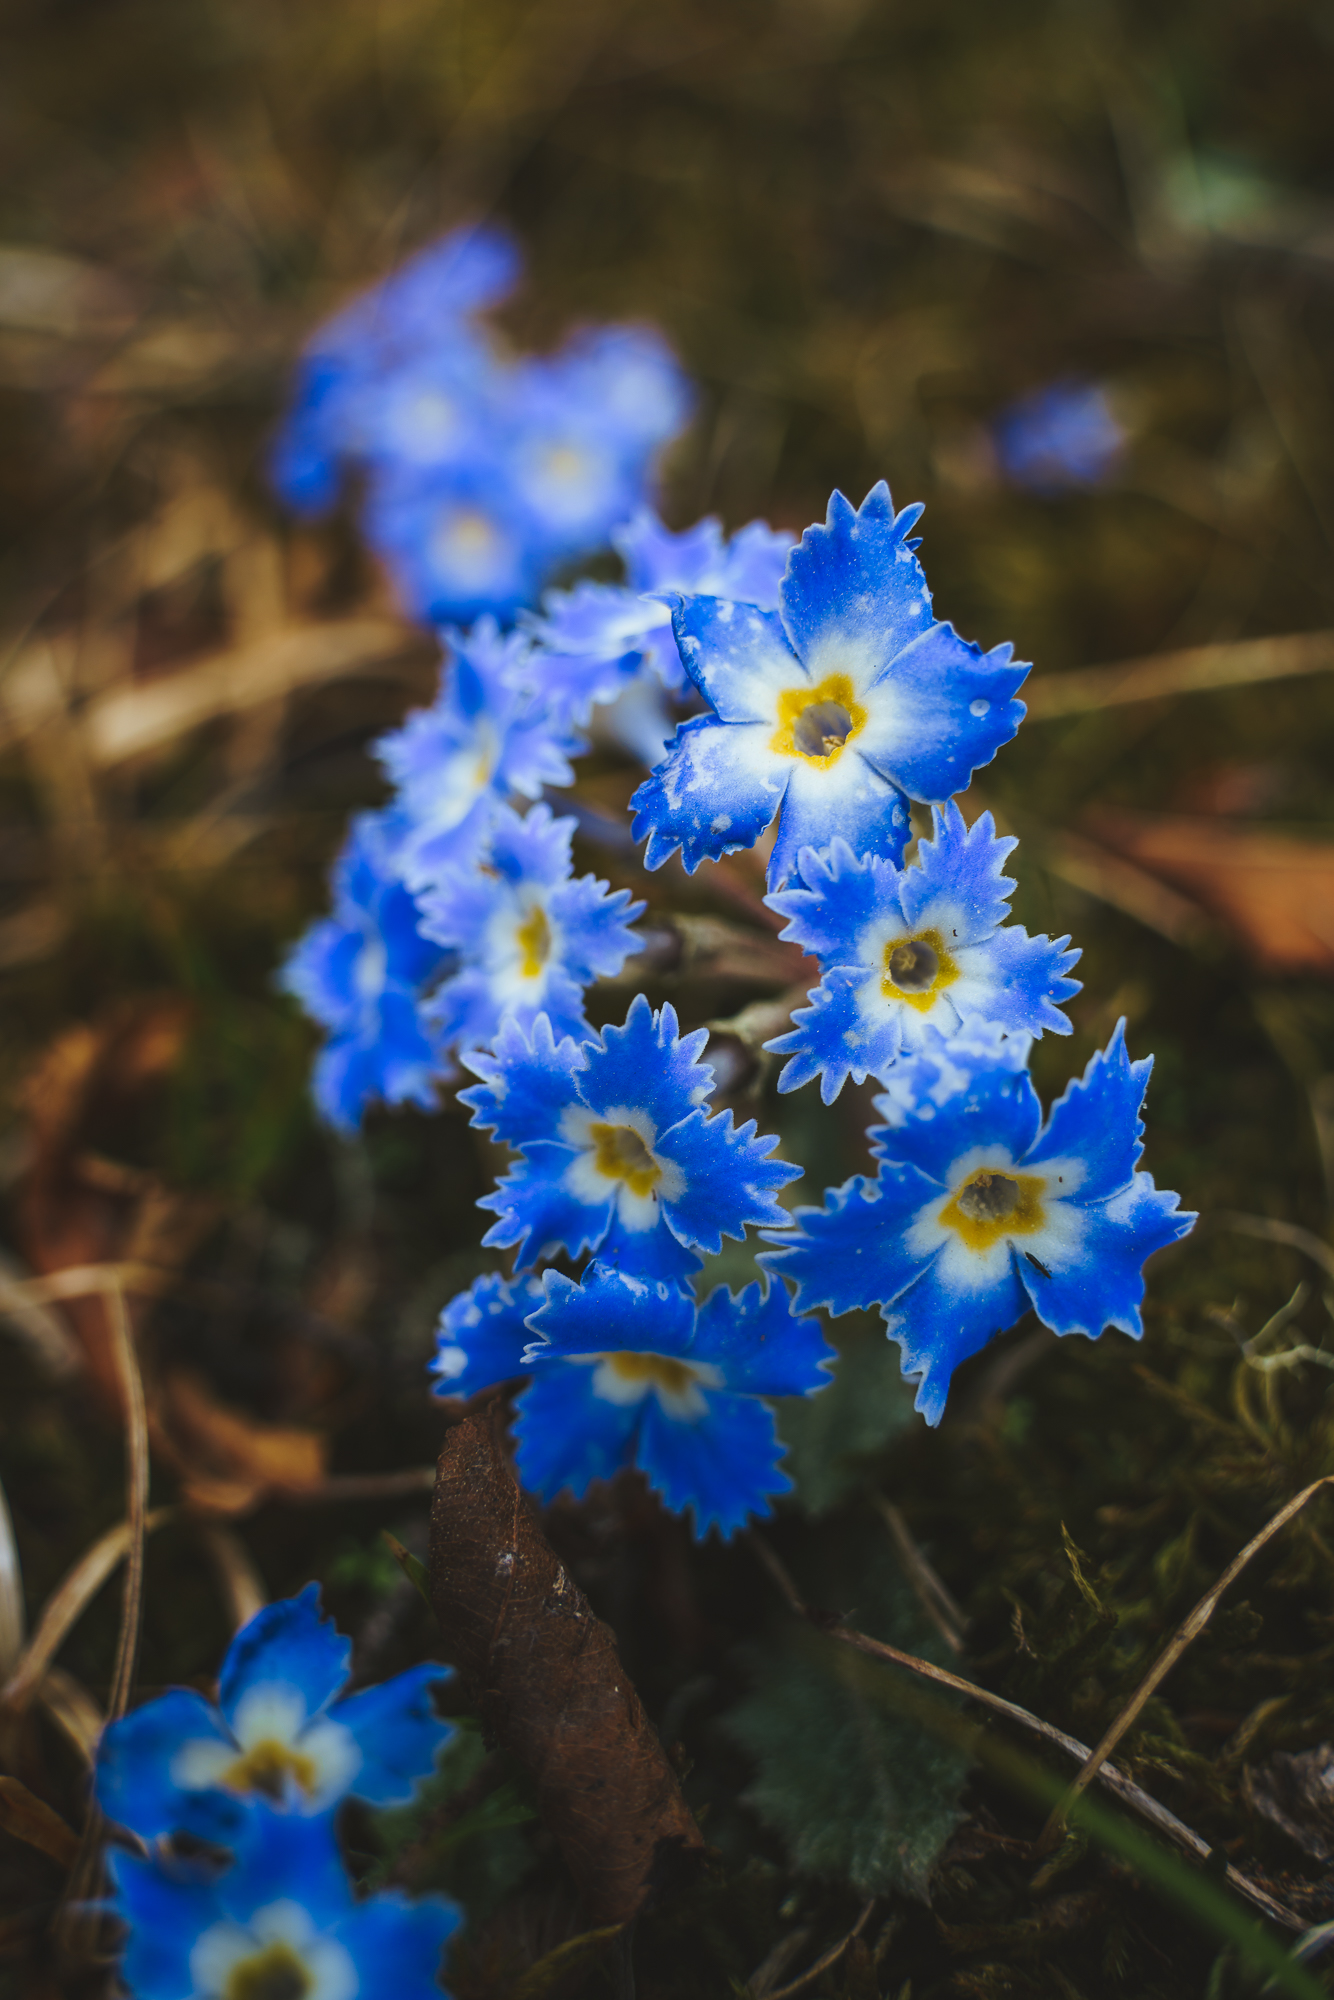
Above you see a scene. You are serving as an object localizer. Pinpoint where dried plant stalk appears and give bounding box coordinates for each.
[429,1411,704,1925]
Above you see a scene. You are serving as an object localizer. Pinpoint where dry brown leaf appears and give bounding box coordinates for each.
[0,1776,80,1870]
[1087,810,1334,973]
[161,1370,327,1515]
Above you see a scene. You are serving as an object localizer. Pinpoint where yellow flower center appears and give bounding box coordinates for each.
[939,1169,1046,1252]
[542,444,587,484]
[219,1739,320,1803]
[226,1944,311,2000]
[880,926,959,1011]
[588,1122,662,1197]
[440,508,497,558]
[602,1350,699,1397]
[772,672,867,767]
[516,903,551,977]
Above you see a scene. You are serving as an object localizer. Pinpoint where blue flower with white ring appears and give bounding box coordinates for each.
[109,1808,458,2000]
[460,995,800,1281]
[630,481,1028,887]
[375,619,581,890]
[761,1022,1194,1425]
[416,803,644,1052]
[762,804,1081,1101]
[279,810,452,1133]
[96,1584,452,1849]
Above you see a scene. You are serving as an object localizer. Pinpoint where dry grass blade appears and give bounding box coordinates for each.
[103,1277,149,1722]
[1220,1213,1334,1284]
[748,1534,1305,1933]
[198,1523,266,1630]
[0,1249,82,1376]
[1024,630,1334,721]
[1030,827,1216,948]
[762,1900,876,2000]
[0,1506,173,1720]
[282,1466,437,1504]
[0,1775,80,1869]
[38,1665,103,1766]
[1035,1475,1334,1857]
[0,1475,24,1678]
[874,1497,968,1655]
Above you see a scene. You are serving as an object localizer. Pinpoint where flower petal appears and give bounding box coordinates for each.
[512,1364,640,1501]
[853,622,1027,802]
[337,1891,461,2000]
[219,1585,350,1730]
[631,714,789,875]
[653,1105,801,1252]
[883,1240,1030,1425]
[760,1161,945,1321]
[430,1271,547,1399]
[637,1389,790,1537]
[459,1012,588,1149]
[1023,1020,1154,1200]
[96,1689,243,1846]
[667,595,802,721]
[478,1142,612,1269]
[770,752,910,886]
[578,994,714,1137]
[329,1663,454,1806]
[690,1278,834,1396]
[778,482,933,682]
[1016,1174,1195,1337]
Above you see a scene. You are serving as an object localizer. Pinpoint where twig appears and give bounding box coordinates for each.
[37,1666,103,1766]
[281,1466,437,1504]
[0,1476,24,1678]
[1035,1475,1334,1857]
[748,1534,1305,1933]
[874,1497,968,1655]
[1023,630,1334,722]
[762,1901,876,2000]
[103,1277,149,1722]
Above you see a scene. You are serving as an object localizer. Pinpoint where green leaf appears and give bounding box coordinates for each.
[773,1316,919,1516]
[725,1541,968,1899]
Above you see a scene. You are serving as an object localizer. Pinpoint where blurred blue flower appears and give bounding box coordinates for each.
[630,481,1028,887]
[527,508,794,744]
[762,1023,1194,1425]
[97,1584,452,1849]
[460,994,800,1281]
[110,1807,458,2000]
[763,804,1080,1101]
[417,803,643,1054]
[994,378,1126,493]
[375,619,581,889]
[431,1261,832,1536]
[269,222,521,517]
[280,810,452,1134]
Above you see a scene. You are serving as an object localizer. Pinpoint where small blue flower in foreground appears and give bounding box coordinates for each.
[994,378,1126,493]
[763,804,1081,1101]
[279,810,452,1133]
[630,482,1028,887]
[528,508,794,734]
[96,1584,451,1847]
[110,1808,458,2000]
[416,804,644,1051]
[431,1261,832,1536]
[461,995,800,1280]
[762,1023,1194,1425]
[375,620,581,888]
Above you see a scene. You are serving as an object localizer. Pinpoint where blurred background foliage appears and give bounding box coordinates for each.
[4,0,1334,1993]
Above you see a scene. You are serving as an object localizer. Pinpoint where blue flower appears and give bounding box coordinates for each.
[527,508,795,734]
[416,804,643,1053]
[762,805,1081,1101]
[432,1262,832,1537]
[279,810,452,1133]
[375,619,581,889]
[429,1270,547,1400]
[269,222,521,518]
[460,994,801,1281]
[762,1023,1195,1425]
[110,1807,458,2000]
[629,481,1028,887]
[96,1584,452,1848]
[994,378,1126,493]
[365,466,547,629]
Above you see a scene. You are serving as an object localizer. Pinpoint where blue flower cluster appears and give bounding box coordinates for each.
[99,1586,458,2000]
[274,242,1192,1511]
[271,223,691,626]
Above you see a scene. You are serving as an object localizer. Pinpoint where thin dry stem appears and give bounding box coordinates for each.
[103,1277,149,1722]
[762,1900,876,2000]
[198,1523,267,1629]
[0,1508,173,1720]
[1034,1474,1334,1856]
[874,1496,968,1655]
[1024,629,1334,722]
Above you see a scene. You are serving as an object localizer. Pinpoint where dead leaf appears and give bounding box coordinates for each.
[1086,810,1334,972]
[161,1371,326,1515]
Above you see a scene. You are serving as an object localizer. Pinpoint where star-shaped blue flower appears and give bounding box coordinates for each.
[375,619,581,889]
[96,1584,452,1849]
[431,1262,833,1537]
[110,1807,458,2000]
[366,467,550,629]
[630,481,1028,887]
[763,804,1081,1102]
[460,995,800,1281]
[994,378,1126,493]
[416,803,644,1052]
[762,1022,1194,1425]
[527,508,795,733]
[279,810,453,1133]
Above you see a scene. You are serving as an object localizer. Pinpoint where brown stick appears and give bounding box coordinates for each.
[1024,629,1334,721]
[1034,1474,1334,1857]
[428,1410,703,1925]
[104,1277,149,1722]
